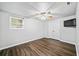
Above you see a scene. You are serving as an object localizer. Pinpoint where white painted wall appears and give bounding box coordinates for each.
[60,15,76,44]
[42,21,49,37]
[76,2,79,56]
[0,11,44,50]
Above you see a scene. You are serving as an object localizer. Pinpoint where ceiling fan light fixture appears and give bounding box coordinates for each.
[47,16,53,20]
[34,11,54,21]
[40,15,46,20]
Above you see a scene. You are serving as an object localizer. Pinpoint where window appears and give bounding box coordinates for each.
[9,17,24,29]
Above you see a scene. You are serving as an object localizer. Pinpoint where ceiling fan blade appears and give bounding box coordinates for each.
[50,13,65,16]
[26,15,36,18]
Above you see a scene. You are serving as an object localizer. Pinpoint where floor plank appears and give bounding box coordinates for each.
[0,38,76,56]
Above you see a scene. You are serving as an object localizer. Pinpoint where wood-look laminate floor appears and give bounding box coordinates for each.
[0,38,76,56]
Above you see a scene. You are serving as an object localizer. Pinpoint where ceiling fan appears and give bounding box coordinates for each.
[24,2,71,21]
[25,11,65,21]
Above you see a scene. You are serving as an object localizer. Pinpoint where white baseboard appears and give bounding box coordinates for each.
[0,37,43,50]
[59,39,76,45]
[48,36,76,45]
[0,37,76,50]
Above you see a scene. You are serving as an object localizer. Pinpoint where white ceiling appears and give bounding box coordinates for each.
[0,2,77,19]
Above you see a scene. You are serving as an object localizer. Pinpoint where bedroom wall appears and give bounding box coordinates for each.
[0,11,44,50]
[60,15,76,44]
[76,2,79,56]
[42,21,49,37]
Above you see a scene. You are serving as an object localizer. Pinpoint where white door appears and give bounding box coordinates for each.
[48,20,60,39]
